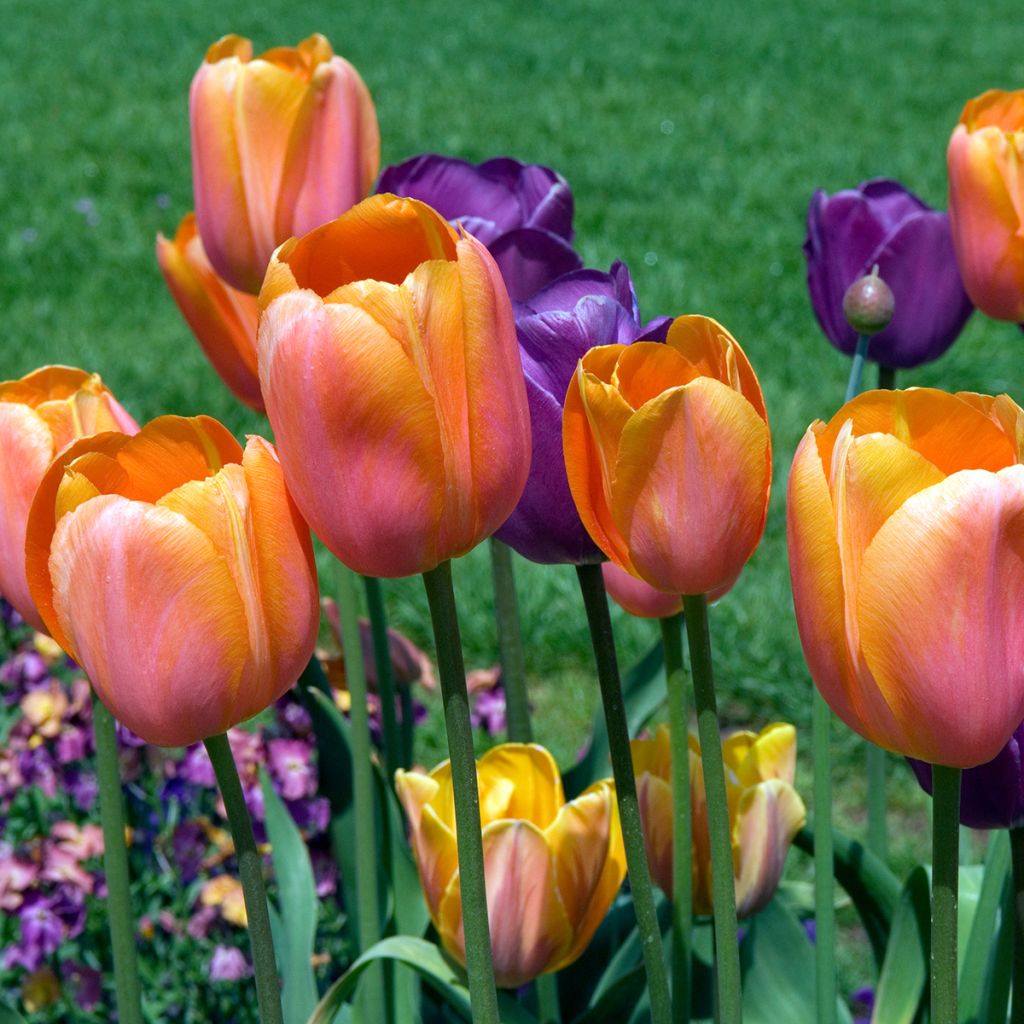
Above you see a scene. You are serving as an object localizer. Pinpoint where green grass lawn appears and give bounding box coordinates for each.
[3,0,1022,1001]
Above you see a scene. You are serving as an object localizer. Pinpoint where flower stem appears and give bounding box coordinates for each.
[1011,826,1024,1024]
[844,334,871,403]
[877,364,896,390]
[536,972,561,1023]
[812,689,836,1024]
[866,746,888,862]
[660,613,692,1023]
[422,560,500,1024]
[931,764,961,1024]
[364,574,400,777]
[575,563,673,1024]
[205,732,283,1024]
[335,563,384,1010]
[489,539,532,743]
[92,698,144,1024]
[682,594,741,1024]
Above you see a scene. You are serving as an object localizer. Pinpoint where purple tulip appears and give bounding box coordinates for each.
[377,154,581,301]
[909,721,1024,829]
[804,178,973,368]
[494,261,669,564]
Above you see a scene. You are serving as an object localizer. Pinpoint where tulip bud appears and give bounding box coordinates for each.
[0,367,138,630]
[842,265,895,335]
[24,415,319,747]
[395,744,625,987]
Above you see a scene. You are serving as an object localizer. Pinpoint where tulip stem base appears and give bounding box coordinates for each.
[489,539,532,743]
[205,732,284,1024]
[866,745,888,863]
[337,564,386,1017]
[1009,827,1024,1023]
[364,574,400,777]
[682,594,741,1024]
[422,560,501,1024]
[931,764,961,1024]
[536,973,561,1023]
[575,563,673,1024]
[92,698,145,1024]
[661,612,692,1023]
[812,690,837,1023]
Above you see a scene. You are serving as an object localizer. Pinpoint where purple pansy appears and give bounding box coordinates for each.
[209,945,251,982]
[804,178,973,368]
[378,154,581,301]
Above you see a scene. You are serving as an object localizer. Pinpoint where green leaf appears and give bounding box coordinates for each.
[0,1008,28,1024]
[871,865,931,1024]
[973,870,1014,1024]
[958,831,1011,1024]
[793,824,900,966]
[740,895,852,1024]
[574,965,646,1024]
[564,640,665,798]
[306,936,536,1024]
[262,768,320,1023]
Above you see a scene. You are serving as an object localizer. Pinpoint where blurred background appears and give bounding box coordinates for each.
[2,0,1022,998]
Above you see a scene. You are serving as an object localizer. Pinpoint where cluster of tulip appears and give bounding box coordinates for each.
[2,23,1024,1024]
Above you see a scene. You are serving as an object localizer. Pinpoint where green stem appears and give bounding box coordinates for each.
[398,686,415,769]
[489,539,532,743]
[335,564,384,1010]
[422,561,500,1024]
[661,613,692,1023]
[575,563,673,1024]
[205,732,283,1024]
[844,334,871,403]
[1009,826,1024,1024]
[812,690,836,1023]
[536,972,561,1024]
[866,745,888,863]
[682,594,741,1024]
[92,699,144,1024]
[931,764,961,1024]
[877,363,896,390]
[364,575,400,777]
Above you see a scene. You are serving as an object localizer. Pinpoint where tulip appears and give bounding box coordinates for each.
[787,387,1024,767]
[947,90,1024,321]
[377,154,581,301]
[492,262,668,564]
[156,213,264,412]
[395,743,625,987]
[909,720,1024,829]
[602,562,682,619]
[804,178,973,368]
[24,415,319,747]
[257,194,531,578]
[633,723,805,917]
[191,33,379,294]
[0,366,137,631]
[563,315,771,597]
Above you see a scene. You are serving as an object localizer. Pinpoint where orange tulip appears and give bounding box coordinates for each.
[633,723,805,918]
[787,388,1024,767]
[257,194,532,578]
[156,213,263,412]
[947,90,1024,322]
[563,315,771,597]
[0,367,137,631]
[602,562,682,619]
[191,33,380,294]
[395,744,625,988]
[24,415,319,747]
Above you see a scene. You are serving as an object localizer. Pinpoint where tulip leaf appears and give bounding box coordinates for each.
[0,1009,28,1024]
[572,964,646,1024]
[564,639,665,798]
[261,767,320,1023]
[970,868,1014,1024]
[958,831,1010,1023]
[871,864,931,1024]
[740,895,852,1024]
[793,825,900,966]
[305,936,536,1024]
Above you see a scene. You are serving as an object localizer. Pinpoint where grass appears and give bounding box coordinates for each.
[3,0,1023,1005]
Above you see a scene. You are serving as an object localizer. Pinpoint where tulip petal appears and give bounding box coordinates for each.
[438,820,572,989]
[635,771,674,896]
[613,378,770,595]
[48,495,250,746]
[736,723,797,787]
[612,341,697,408]
[477,744,564,828]
[857,467,1024,765]
[732,780,806,918]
